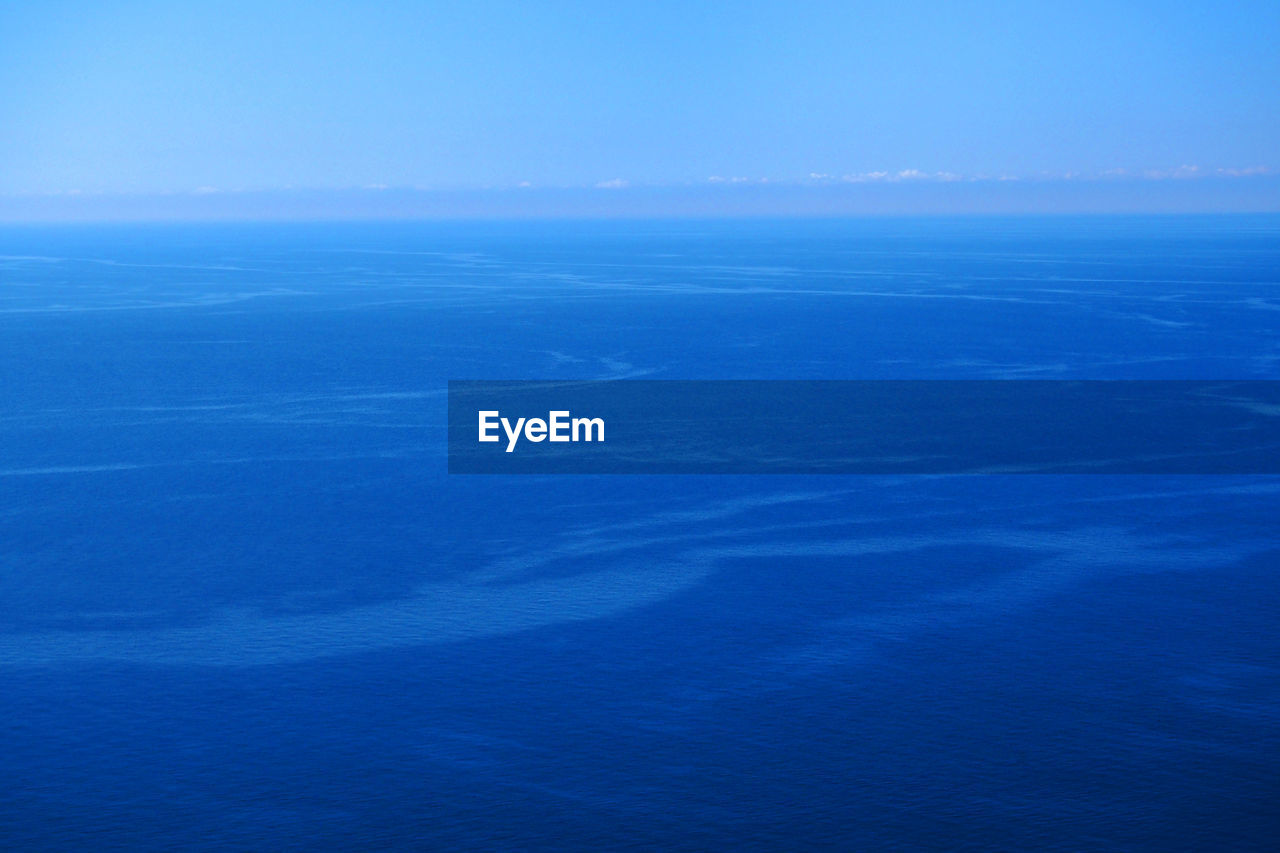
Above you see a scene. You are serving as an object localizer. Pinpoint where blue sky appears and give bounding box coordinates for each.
[1,0,1277,216]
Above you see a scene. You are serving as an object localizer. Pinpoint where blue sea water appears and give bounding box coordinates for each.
[1,216,1278,850]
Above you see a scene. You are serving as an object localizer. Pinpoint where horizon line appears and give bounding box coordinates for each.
[2,177,1279,225]
[5,166,1277,200]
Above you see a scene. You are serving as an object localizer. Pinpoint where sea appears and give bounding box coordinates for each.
[1,215,1277,850]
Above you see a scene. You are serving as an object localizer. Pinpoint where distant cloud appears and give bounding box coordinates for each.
[1217,165,1272,177]
[595,178,629,189]
[841,171,889,183]
[818,166,1276,185]
[1143,165,1201,180]
[1124,164,1280,180]
[192,186,220,194]
[839,169,962,183]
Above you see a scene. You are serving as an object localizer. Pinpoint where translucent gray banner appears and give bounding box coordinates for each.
[448,380,1280,474]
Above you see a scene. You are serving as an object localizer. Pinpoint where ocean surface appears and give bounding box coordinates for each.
[1,216,1278,850]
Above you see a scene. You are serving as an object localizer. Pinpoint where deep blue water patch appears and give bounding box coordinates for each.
[1,217,1279,850]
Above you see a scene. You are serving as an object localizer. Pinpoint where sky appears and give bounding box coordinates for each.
[1,0,1278,217]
